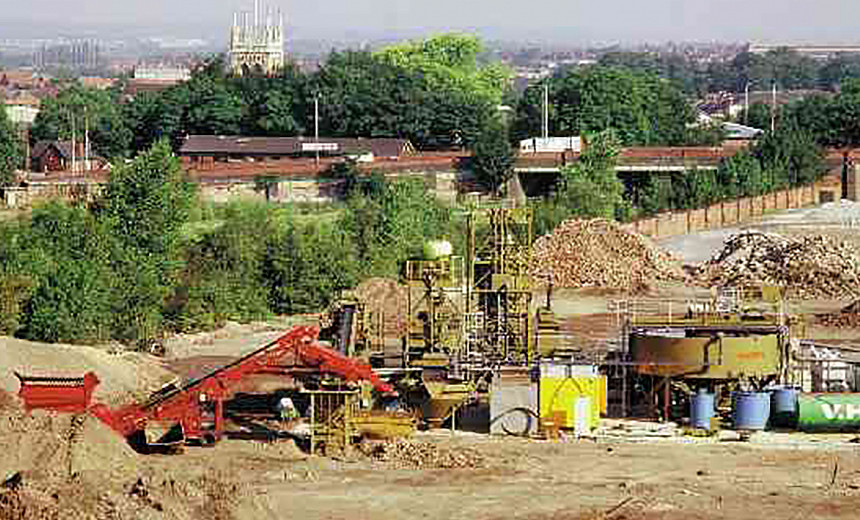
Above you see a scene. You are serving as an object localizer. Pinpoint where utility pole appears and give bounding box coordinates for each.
[314,93,320,171]
[70,111,76,174]
[771,82,777,133]
[542,83,549,139]
[84,108,89,173]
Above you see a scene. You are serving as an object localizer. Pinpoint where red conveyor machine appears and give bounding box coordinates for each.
[15,325,393,449]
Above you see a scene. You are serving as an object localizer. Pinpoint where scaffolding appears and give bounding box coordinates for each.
[464,207,534,364]
[403,256,466,363]
[305,389,359,455]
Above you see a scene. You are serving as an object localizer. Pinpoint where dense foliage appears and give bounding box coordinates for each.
[533,131,628,235]
[512,66,719,146]
[0,106,22,186]
[30,83,132,159]
[624,125,825,217]
[0,142,452,344]
[470,117,516,193]
[30,34,508,158]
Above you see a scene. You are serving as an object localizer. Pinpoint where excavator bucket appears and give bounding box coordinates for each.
[15,371,100,413]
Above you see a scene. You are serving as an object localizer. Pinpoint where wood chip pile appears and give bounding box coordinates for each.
[531,219,684,292]
[362,439,484,469]
[696,232,860,299]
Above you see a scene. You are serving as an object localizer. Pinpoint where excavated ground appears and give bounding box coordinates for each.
[5,203,860,519]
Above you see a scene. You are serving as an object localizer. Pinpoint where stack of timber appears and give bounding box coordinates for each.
[697,232,860,299]
[531,219,684,292]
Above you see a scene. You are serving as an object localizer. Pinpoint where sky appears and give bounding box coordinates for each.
[1,0,859,44]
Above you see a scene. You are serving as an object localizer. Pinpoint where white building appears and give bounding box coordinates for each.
[519,136,582,154]
[229,1,285,76]
[133,67,191,82]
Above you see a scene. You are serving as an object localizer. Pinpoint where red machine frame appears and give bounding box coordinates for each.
[18,325,393,449]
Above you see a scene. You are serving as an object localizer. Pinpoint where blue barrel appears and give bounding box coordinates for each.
[734,392,771,430]
[770,388,798,427]
[690,391,715,430]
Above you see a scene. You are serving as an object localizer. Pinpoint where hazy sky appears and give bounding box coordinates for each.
[1,0,859,44]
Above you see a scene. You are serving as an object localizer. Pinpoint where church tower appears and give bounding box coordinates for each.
[229,1,285,76]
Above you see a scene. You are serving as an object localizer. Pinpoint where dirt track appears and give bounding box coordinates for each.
[227,433,860,520]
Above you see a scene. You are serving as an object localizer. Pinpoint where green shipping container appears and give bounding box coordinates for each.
[798,393,860,432]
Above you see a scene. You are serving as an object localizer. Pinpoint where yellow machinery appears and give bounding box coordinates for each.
[403,255,466,363]
[402,206,536,369]
[397,207,537,426]
[465,207,534,364]
[620,285,798,420]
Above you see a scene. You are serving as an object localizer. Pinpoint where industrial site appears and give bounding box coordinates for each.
[7,0,860,518]
[5,195,860,520]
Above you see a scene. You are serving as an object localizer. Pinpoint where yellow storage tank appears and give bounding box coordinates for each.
[539,376,606,429]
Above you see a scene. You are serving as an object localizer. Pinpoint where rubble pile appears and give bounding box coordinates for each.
[363,439,484,469]
[697,232,860,299]
[531,219,685,292]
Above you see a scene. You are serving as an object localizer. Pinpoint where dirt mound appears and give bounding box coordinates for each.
[0,398,140,484]
[531,219,684,292]
[361,439,484,469]
[353,278,408,336]
[696,231,860,299]
[0,337,176,407]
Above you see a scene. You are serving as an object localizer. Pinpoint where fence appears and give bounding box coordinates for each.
[622,178,840,239]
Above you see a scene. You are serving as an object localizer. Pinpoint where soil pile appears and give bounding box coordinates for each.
[352,278,408,337]
[0,337,175,406]
[0,395,140,483]
[362,439,484,469]
[696,232,860,299]
[531,219,684,292]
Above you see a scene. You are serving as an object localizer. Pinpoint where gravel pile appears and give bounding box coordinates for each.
[362,439,484,469]
[696,231,860,299]
[531,219,685,292]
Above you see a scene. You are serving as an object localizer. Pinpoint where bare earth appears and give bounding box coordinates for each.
[6,203,860,519]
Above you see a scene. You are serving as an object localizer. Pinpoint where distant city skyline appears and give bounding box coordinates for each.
[0,0,859,46]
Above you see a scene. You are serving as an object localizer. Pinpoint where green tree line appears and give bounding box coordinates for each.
[28,33,510,160]
[530,125,826,236]
[0,142,453,345]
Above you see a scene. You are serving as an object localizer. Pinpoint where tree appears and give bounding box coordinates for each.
[315,35,503,149]
[30,83,132,159]
[10,202,113,343]
[265,220,358,314]
[537,131,624,229]
[513,66,699,146]
[375,33,511,106]
[738,101,774,131]
[169,201,271,330]
[100,140,195,342]
[471,117,515,193]
[185,75,243,136]
[717,149,765,198]
[0,106,22,186]
[819,54,860,90]
[752,124,825,188]
[340,176,449,277]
